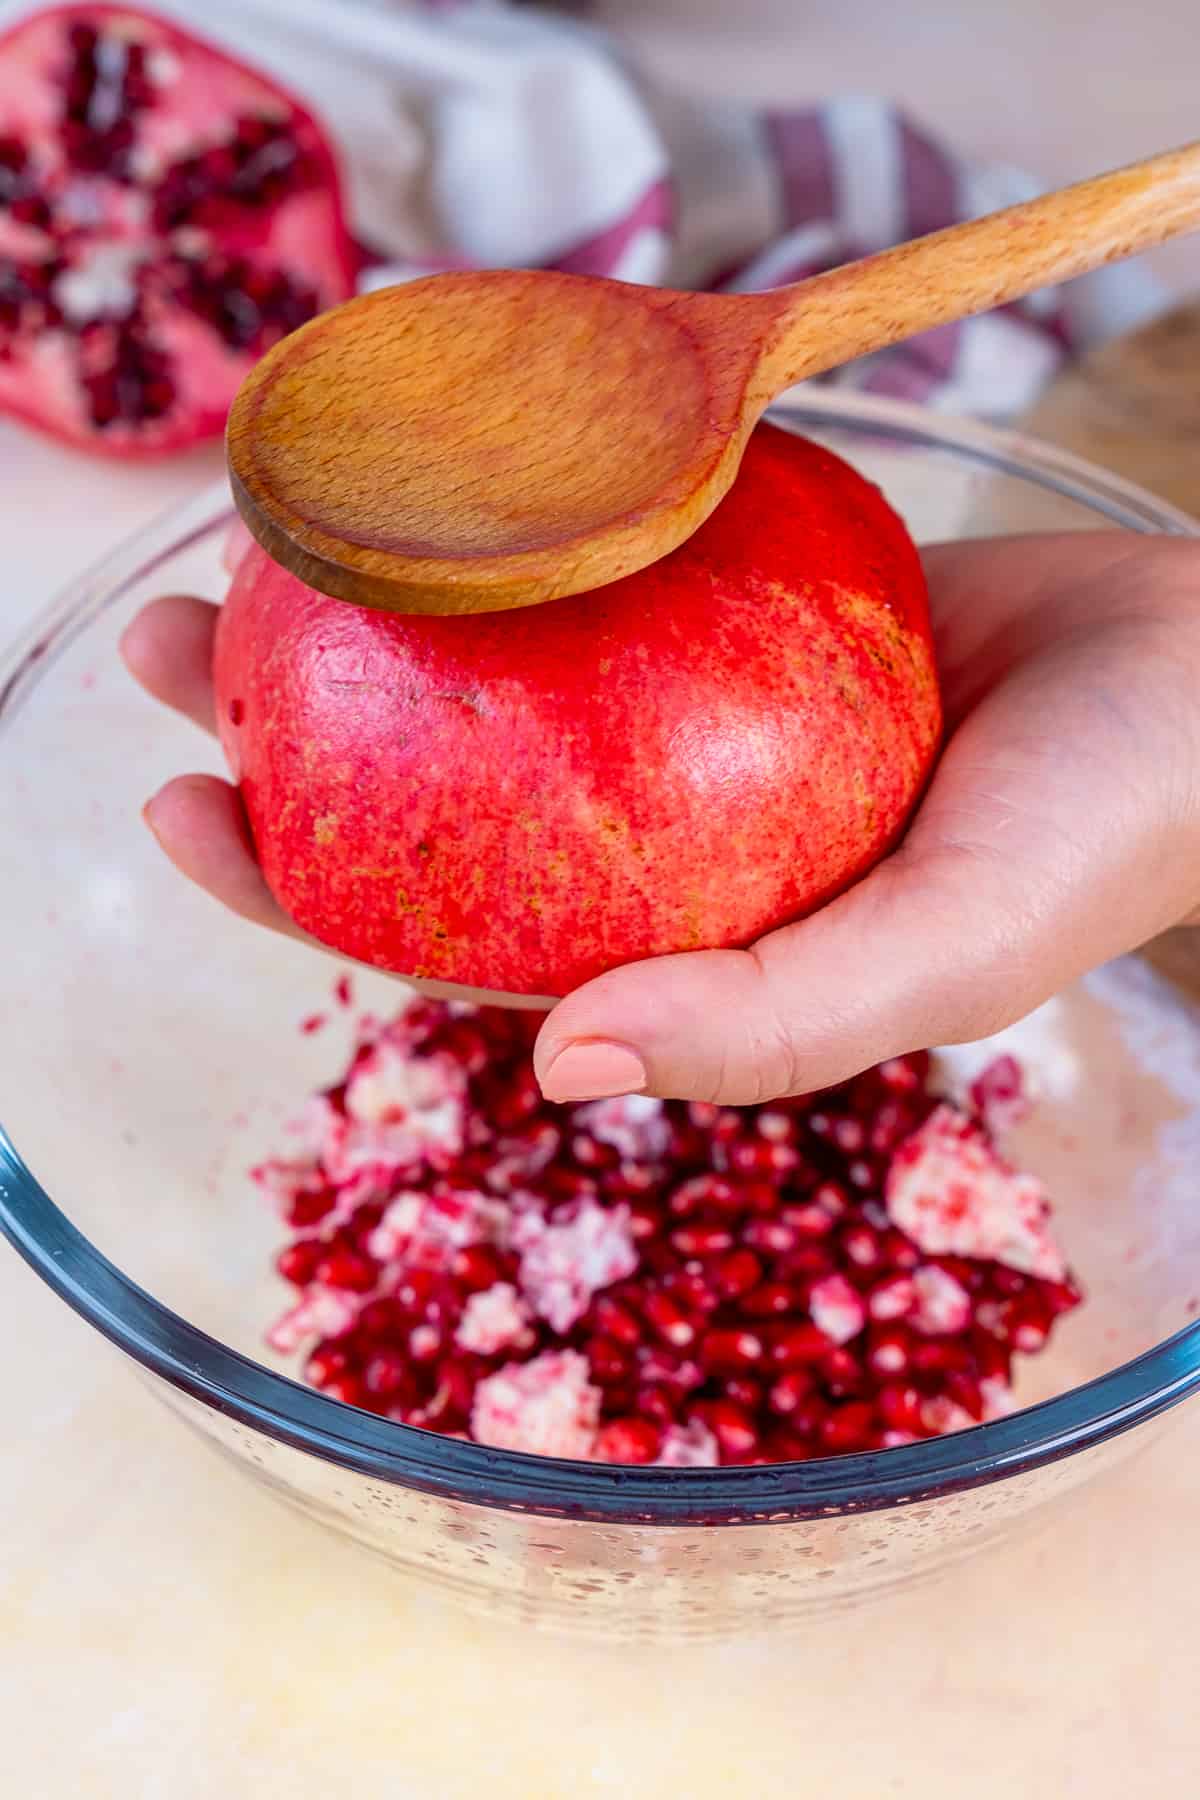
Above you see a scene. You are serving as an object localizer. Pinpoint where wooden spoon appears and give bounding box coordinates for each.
[228,141,1200,615]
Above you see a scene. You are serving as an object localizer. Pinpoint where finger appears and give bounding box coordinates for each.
[120,595,219,736]
[533,856,997,1106]
[143,774,305,940]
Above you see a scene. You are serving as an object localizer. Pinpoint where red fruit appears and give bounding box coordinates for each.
[0,5,356,455]
[767,1369,814,1416]
[712,1248,764,1299]
[215,426,940,996]
[876,1382,924,1435]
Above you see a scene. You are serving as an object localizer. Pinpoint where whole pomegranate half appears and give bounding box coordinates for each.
[0,4,356,455]
[216,423,942,998]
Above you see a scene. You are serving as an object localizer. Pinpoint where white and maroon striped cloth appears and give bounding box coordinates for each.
[37,0,1158,420]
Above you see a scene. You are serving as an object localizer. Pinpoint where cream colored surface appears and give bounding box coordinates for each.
[5,0,1200,1790]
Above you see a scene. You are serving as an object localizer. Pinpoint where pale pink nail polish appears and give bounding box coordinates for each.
[540,1040,648,1103]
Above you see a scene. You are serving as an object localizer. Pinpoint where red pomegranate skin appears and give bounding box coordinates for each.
[215,423,941,997]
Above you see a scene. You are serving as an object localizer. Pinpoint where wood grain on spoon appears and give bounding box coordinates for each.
[228,141,1200,615]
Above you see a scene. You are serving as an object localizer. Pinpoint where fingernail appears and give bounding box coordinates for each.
[142,793,165,841]
[540,1040,648,1103]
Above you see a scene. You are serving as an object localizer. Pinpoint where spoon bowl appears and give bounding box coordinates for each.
[229,141,1200,613]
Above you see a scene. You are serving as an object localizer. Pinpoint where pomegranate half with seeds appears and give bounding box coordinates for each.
[216,422,942,997]
[0,4,356,454]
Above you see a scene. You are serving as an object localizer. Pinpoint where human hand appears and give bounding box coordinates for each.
[121,533,1200,1104]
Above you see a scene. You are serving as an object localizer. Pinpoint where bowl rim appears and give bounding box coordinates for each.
[3,386,1199,1525]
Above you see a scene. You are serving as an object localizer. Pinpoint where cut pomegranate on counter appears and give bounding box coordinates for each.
[0,4,356,454]
[254,993,1082,1466]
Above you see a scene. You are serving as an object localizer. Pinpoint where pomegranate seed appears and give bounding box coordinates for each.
[767,1369,814,1415]
[783,1202,836,1237]
[323,1374,366,1407]
[697,1399,758,1460]
[287,1186,336,1227]
[669,1175,737,1217]
[742,1282,798,1319]
[314,1247,376,1292]
[304,1343,351,1388]
[840,1223,884,1270]
[635,1384,678,1426]
[450,1244,505,1292]
[721,1376,764,1410]
[876,1382,924,1434]
[275,1240,323,1286]
[744,1218,799,1255]
[670,1223,734,1256]
[819,1401,875,1453]
[865,1324,913,1378]
[867,1274,917,1321]
[356,1298,407,1338]
[712,1248,763,1298]
[591,1294,643,1346]
[813,1181,849,1219]
[911,1339,972,1377]
[363,1348,410,1399]
[819,1346,865,1398]
[946,1370,985,1420]
[700,1328,765,1372]
[584,1335,634,1385]
[642,1291,696,1347]
[625,1196,665,1240]
[594,1417,661,1464]
[767,1321,831,1366]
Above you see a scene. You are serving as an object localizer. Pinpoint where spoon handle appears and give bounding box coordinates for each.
[757,141,1200,393]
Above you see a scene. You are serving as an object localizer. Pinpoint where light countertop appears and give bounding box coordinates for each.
[4,2,1200,1790]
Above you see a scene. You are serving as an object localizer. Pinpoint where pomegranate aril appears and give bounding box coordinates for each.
[356,1297,407,1339]
[695,1399,758,1460]
[451,1244,506,1292]
[305,1343,351,1388]
[275,1240,323,1286]
[323,1373,365,1408]
[911,1339,971,1377]
[876,1381,924,1434]
[635,1384,679,1427]
[700,1328,765,1373]
[767,1369,814,1415]
[768,1321,832,1366]
[946,1370,985,1421]
[585,1334,634,1385]
[867,1274,916,1321]
[865,1324,913,1378]
[721,1376,763,1411]
[741,1282,797,1319]
[313,1247,375,1291]
[819,1346,865,1398]
[840,1223,884,1270]
[744,1218,799,1255]
[594,1417,661,1464]
[363,1348,411,1399]
[783,1202,836,1237]
[819,1401,875,1454]
[670,1223,734,1256]
[642,1291,696,1347]
[712,1248,763,1299]
[591,1294,643,1347]
[668,1175,736,1218]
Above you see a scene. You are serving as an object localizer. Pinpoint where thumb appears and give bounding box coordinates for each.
[533,850,1053,1106]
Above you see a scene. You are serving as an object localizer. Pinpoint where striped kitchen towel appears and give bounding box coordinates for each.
[26,0,1157,421]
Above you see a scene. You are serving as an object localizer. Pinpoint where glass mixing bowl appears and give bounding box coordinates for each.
[2,390,1200,1642]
